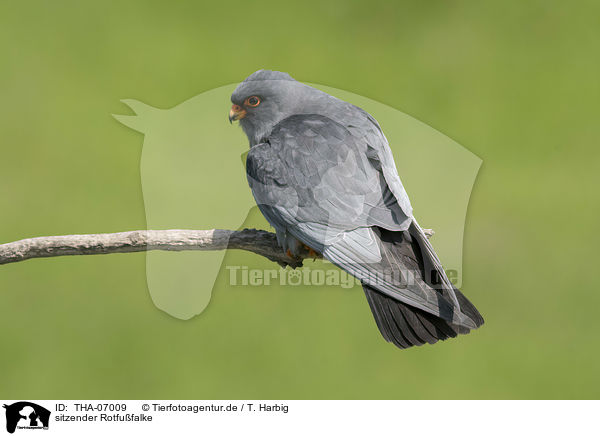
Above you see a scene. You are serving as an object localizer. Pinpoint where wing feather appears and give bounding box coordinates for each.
[246,114,475,328]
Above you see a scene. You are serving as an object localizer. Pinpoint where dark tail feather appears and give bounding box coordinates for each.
[362,223,484,349]
[453,286,485,328]
[363,284,482,349]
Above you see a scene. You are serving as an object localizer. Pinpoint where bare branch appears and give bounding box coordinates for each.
[0,228,433,268]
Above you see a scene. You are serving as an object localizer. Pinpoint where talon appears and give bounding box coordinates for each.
[302,244,319,259]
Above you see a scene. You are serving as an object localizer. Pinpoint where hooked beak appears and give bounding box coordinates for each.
[229,104,246,123]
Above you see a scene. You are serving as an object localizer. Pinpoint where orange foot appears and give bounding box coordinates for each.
[302,244,319,259]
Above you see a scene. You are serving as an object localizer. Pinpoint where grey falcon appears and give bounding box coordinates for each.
[229,70,484,349]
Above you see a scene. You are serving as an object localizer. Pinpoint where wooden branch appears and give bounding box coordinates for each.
[0,228,434,268]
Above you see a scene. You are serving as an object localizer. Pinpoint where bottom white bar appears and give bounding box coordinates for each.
[1,400,596,435]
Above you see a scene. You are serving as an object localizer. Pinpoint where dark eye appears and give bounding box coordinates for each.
[245,96,261,107]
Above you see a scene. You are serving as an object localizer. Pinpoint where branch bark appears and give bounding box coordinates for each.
[0,228,434,268]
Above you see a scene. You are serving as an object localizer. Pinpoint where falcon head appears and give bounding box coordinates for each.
[229,70,325,146]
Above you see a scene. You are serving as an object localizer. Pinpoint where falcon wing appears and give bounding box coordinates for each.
[246,114,474,327]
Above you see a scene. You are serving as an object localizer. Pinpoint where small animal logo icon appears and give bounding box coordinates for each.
[3,402,50,433]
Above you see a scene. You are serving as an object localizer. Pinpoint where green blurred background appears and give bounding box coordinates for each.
[1,1,598,399]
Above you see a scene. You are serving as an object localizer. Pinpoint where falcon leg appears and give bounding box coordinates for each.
[276,228,320,260]
[302,244,320,259]
[276,229,303,258]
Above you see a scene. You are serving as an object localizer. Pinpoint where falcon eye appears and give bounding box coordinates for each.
[245,96,261,107]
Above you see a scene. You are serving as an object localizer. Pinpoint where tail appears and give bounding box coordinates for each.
[363,284,483,349]
[363,223,484,349]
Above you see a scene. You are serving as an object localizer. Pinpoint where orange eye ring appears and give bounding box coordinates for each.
[245,96,261,107]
